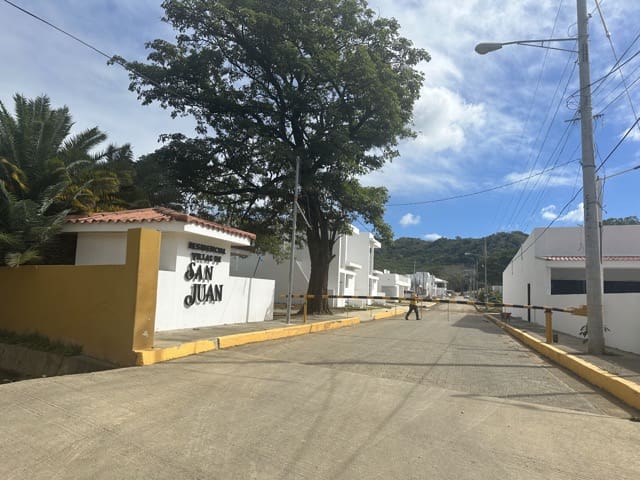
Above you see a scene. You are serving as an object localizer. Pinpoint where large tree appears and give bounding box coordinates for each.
[119,0,429,312]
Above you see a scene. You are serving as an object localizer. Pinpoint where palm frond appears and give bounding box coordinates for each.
[4,248,41,268]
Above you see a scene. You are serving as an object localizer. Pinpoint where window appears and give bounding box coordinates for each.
[550,267,640,294]
[550,268,585,295]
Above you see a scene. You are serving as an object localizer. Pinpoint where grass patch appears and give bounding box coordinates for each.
[0,329,82,356]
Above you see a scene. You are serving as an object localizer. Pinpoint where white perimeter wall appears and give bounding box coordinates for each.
[523,293,640,355]
[155,272,274,331]
[231,250,309,306]
[154,234,274,331]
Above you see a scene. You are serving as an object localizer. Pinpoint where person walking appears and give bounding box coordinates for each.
[405,292,420,320]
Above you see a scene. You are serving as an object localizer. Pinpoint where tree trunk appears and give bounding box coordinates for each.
[306,232,334,314]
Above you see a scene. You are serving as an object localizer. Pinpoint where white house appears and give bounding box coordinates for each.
[408,271,449,297]
[231,225,382,307]
[503,226,640,354]
[63,208,275,331]
[378,270,411,300]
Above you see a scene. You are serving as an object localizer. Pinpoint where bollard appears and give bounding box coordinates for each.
[303,297,308,324]
[544,309,553,344]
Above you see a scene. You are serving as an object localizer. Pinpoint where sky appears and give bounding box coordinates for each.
[1,0,639,242]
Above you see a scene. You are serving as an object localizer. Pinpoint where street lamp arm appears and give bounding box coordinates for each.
[475,37,577,55]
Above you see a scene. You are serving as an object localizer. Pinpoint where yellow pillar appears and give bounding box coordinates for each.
[126,228,161,351]
[544,309,553,344]
[303,296,308,324]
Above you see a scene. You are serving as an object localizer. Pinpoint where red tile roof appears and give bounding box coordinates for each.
[66,207,256,241]
[541,256,640,262]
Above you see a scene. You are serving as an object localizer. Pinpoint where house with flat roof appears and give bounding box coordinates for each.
[503,225,640,354]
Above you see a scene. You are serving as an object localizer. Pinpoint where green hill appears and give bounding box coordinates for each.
[375,232,528,291]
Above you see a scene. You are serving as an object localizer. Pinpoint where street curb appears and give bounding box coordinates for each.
[372,307,409,320]
[135,317,361,366]
[135,339,217,366]
[485,314,640,411]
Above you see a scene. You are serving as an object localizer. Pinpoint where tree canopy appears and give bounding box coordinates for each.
[119,0,429,312]
[602,216,640,225]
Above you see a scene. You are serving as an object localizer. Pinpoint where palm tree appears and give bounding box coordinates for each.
[0,182,68,267]
[0,94,139,266]
[0,94,136,214]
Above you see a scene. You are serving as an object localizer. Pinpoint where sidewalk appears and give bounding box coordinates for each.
[487,313,640,411]
[139,304,413,365]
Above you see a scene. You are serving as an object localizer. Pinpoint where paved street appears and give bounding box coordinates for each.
[1,304,639,479]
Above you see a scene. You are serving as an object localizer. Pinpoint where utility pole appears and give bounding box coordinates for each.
[484,237,488,301]
[577,0,605,353]
[285,156,300,324]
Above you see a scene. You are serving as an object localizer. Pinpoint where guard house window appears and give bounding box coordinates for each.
[604,268,640,293]
[551,267,640,294]
[550,268,585,295]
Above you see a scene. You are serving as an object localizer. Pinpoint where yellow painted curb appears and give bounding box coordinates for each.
[487,314,640,411]
[135,339,217,366]
[372,308,407,320]
[309,317,359,332]
[218,317,360,349]
[218,324,311,349]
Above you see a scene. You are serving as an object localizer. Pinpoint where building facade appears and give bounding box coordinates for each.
[231,225,384,307]
[503,226,640,354]
[65,208,275,331]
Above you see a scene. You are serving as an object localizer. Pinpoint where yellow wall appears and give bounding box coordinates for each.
[0,228,160,366]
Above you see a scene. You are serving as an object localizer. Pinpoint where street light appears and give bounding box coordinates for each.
[475,0,605,353]
[475,38,577,55]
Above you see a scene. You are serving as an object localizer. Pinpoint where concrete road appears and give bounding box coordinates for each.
[1,305,639,479]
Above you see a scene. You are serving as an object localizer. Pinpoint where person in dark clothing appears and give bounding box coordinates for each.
[405,293,420,320]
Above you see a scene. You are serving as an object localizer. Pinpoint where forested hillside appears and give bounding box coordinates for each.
[375,232,528,291]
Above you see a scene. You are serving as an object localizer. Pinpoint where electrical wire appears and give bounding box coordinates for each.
[492,0,569,232]
[387,158,578,207]
[594,0,640,133]
[504,60,578,230]
[1,0,199,107]
[595,115,640,175]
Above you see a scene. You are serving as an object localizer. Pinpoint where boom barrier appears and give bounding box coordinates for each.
[282,294,588,344]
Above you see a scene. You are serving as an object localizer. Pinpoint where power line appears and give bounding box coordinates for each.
[387,159,578,207]
[1,0,188,102]
[510,160,640,263]
[594,0,640,132]
[595,114,640,174]
[3,0,114,61]
[492,0,572,232]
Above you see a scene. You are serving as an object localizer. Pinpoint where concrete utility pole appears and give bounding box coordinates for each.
[484,237,488,299]
[577,0,605,353]
[474,0,605,354]
[285,156,301,324]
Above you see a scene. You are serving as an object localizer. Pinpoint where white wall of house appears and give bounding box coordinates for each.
[379,271,411,300]
[70,225,274,331]
[503,226,640,354]
[231,250,309,306]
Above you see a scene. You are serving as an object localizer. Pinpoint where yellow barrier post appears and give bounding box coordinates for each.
[303,296,308,324]
[545,309,553,344]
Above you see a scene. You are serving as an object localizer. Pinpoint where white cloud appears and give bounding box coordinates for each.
[400,213,421,226]
[424,233,443,241]
[503,165,579,190]
[540,203,584,223]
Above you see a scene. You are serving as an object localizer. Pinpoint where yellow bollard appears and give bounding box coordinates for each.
[545,309,553,344]
[303,297,308,324]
